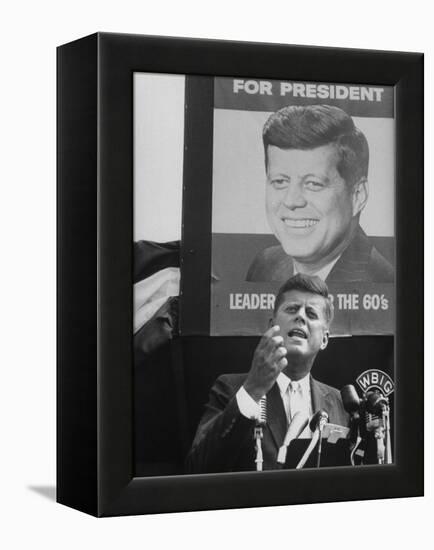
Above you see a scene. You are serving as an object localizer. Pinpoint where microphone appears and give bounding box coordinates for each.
[277,411,309,465]
[365,391,388,415]
[296,410,329,469]
[341,385,361,417]
[258,396,267,425]
[309,409,329,432]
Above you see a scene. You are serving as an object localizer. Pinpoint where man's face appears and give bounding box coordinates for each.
[265,144,359,264]
[273,289,329,361]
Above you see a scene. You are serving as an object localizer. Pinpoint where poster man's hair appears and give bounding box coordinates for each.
[274,273,334,324]
[263,104,369,187]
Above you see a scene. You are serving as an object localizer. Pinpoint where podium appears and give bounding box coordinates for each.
[282,424,351,469]
[283,438,352,469]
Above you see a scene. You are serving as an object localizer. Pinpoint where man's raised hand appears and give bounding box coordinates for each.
[243,325,288,402]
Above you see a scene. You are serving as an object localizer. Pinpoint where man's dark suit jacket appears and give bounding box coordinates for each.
[246,226,394,283]
[186,374,349,474]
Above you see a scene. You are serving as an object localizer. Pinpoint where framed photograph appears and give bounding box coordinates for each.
[57,33,423,516]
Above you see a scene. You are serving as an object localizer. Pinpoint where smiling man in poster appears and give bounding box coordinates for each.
[210,78,395,337]
[246,104,394,283]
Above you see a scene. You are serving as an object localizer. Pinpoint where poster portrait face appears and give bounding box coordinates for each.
[265,144,367,268]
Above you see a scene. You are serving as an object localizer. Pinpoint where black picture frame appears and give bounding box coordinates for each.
[57,32,423,517]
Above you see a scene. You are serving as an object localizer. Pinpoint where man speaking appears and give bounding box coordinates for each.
[246,105,394,283]
[186,273,348,473]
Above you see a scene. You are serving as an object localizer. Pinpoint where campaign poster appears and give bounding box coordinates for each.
[211,77,395,336]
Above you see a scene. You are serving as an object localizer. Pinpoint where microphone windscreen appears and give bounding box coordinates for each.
[341,385,361,414]
[258,396,267,425]
[309,409,329,431]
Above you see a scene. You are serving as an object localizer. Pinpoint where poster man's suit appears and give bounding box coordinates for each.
[186,373,348,474]
[246,226,394,283]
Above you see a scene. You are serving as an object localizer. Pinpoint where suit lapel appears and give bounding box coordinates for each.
[266,382,287,448]
[310,377,334,418]
[327,226,372,283]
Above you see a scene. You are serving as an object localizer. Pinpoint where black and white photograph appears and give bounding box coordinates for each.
[133,73,395,477]
[2,0,430,545]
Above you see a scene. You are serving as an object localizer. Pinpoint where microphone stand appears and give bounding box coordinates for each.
[316,428,324,468]
[254,426,264,471]
[296,431,320,469]
[383,403,392,464]
[277,412,309,467]
[315,416,328,468]
[254,397,267,471]
[296,410,328,469]
[366,394,391,465]
[367,412,385,464]
[374,425,386,464]
[348,414,362,466]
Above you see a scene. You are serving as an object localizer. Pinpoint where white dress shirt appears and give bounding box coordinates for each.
[236,372,313,438]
